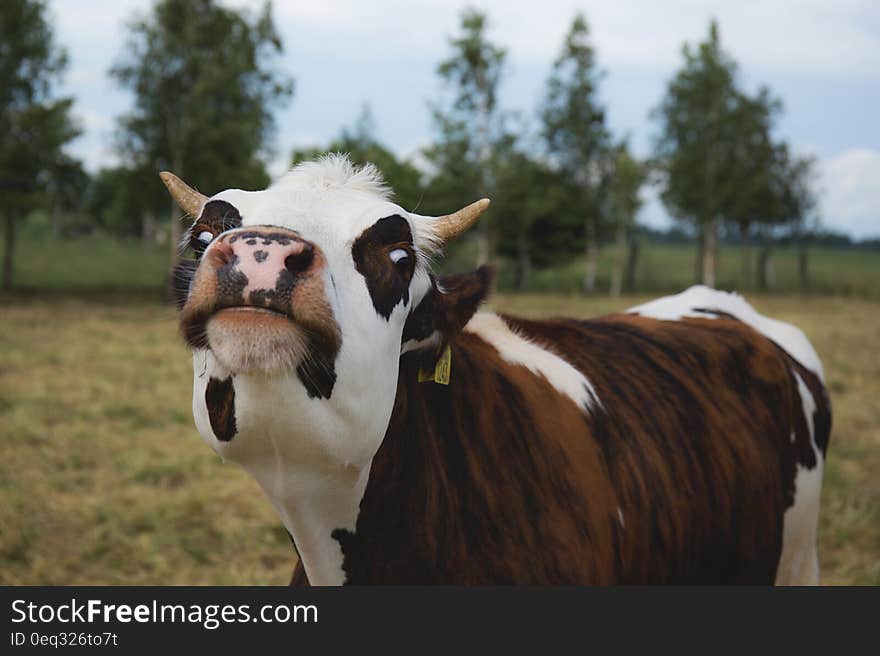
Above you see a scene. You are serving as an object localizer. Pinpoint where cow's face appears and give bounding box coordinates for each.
[165,156,488,475]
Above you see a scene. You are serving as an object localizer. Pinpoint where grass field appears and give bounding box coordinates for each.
[1,292,878,585]
[9,228,880,299]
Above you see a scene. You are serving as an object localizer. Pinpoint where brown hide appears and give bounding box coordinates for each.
[319,312,830,585]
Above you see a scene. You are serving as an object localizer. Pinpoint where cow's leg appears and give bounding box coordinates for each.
[775,463,824,585]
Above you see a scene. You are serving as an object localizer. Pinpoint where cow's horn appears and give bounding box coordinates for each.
[159,171,208,218]
[433,198,491,241]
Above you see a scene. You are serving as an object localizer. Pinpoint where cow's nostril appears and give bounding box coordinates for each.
[285,243,314,274]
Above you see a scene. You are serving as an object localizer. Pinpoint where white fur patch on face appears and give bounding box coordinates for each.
[627,285,825,383]
[464,312,600,410]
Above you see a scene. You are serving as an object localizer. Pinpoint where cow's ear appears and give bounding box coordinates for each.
[435,265,494,335]
[402,266,494,350]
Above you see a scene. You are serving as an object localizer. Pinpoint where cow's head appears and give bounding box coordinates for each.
[163,156,490,581]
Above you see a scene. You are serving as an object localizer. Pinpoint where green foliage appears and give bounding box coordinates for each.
[652,20,806,238]
[608,141,648,232]
[9,228,879,300]
[291,105,424,211]
[85,167,153,237]
[541,13,608,182]
[492,133,578,268]
[110,0,294,198]
[436,9,506,121]
[653,20,740,227]
[0,0,81,288]
[539,13,612,291]
[425,8,508,266]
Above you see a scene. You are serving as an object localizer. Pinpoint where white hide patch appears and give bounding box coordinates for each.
[464,312,599,410]
[793,370,818,451]
[775,462,823,585]
[627,286,825,383]
[776,368,823,584]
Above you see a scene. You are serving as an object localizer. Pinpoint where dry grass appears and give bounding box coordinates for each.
[1,294,877,584]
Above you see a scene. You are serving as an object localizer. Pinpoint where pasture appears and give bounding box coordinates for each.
[1,233,878,585]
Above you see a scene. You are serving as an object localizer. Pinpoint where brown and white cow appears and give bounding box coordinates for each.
[163,155,831,585]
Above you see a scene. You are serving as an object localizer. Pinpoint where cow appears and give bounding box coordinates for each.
[161,154,831,585]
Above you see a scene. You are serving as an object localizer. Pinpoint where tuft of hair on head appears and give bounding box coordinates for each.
[273,153,392,201]
[410,214,443,265]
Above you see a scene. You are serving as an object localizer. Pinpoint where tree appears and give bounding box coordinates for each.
[111,0,293,264]
[653,20,745,288]
[541,13,609,292]
[753,146,819,290]
[784,154,819,290]
[607,142,647,296]
[721,87,782,288]
[426,8,506,267]
[0,0,81,290]
[85,166,161,241]
[46,154,89,238]
[490,130,569,290]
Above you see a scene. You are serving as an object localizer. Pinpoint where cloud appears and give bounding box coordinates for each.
[251,0,880,76]
[818,148,880,238]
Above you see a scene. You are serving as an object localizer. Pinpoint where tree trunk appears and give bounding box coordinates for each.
[739,223,751,289]
[475,225,490,267]
[169,152,185,265]
[2,214,16,291]
[757,241,774,290]
[51,201,63,239]
[169,196,183,261]
[610,220,627,297]
[582,215,598,293]
[515,226,531,291]
[702,218,718,288]
[794,223,809,291]
[624,241,639,293]
[695,224,704,284]
[141,210,156,246]
[798,245,809,290]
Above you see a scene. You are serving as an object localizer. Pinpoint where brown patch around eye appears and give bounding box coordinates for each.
[189,200,244,253]
[352,215,415,320]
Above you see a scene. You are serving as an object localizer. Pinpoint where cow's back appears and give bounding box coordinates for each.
[502,287,830,584]
[332,287,830,585]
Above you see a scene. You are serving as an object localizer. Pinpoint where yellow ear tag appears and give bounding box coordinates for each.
[418,344,452,385]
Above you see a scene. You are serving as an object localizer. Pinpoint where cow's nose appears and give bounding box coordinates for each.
[208,227,318,307]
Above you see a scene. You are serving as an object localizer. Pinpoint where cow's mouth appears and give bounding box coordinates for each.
[202,305,308,375]
[214,305,291,319]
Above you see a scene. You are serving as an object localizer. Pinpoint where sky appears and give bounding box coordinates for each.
[48,0,880,238]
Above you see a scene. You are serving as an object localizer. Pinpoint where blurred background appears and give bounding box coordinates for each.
[1,0,877,584]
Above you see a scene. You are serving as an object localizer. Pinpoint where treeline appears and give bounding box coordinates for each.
[0,1,843,293]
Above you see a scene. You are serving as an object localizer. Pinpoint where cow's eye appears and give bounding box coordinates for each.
[389,248,410,266]
[191,229,214,253]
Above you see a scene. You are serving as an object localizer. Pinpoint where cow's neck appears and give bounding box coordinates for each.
[248,460,371,586]
[326,324,610,584]
[223,345,398,586]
